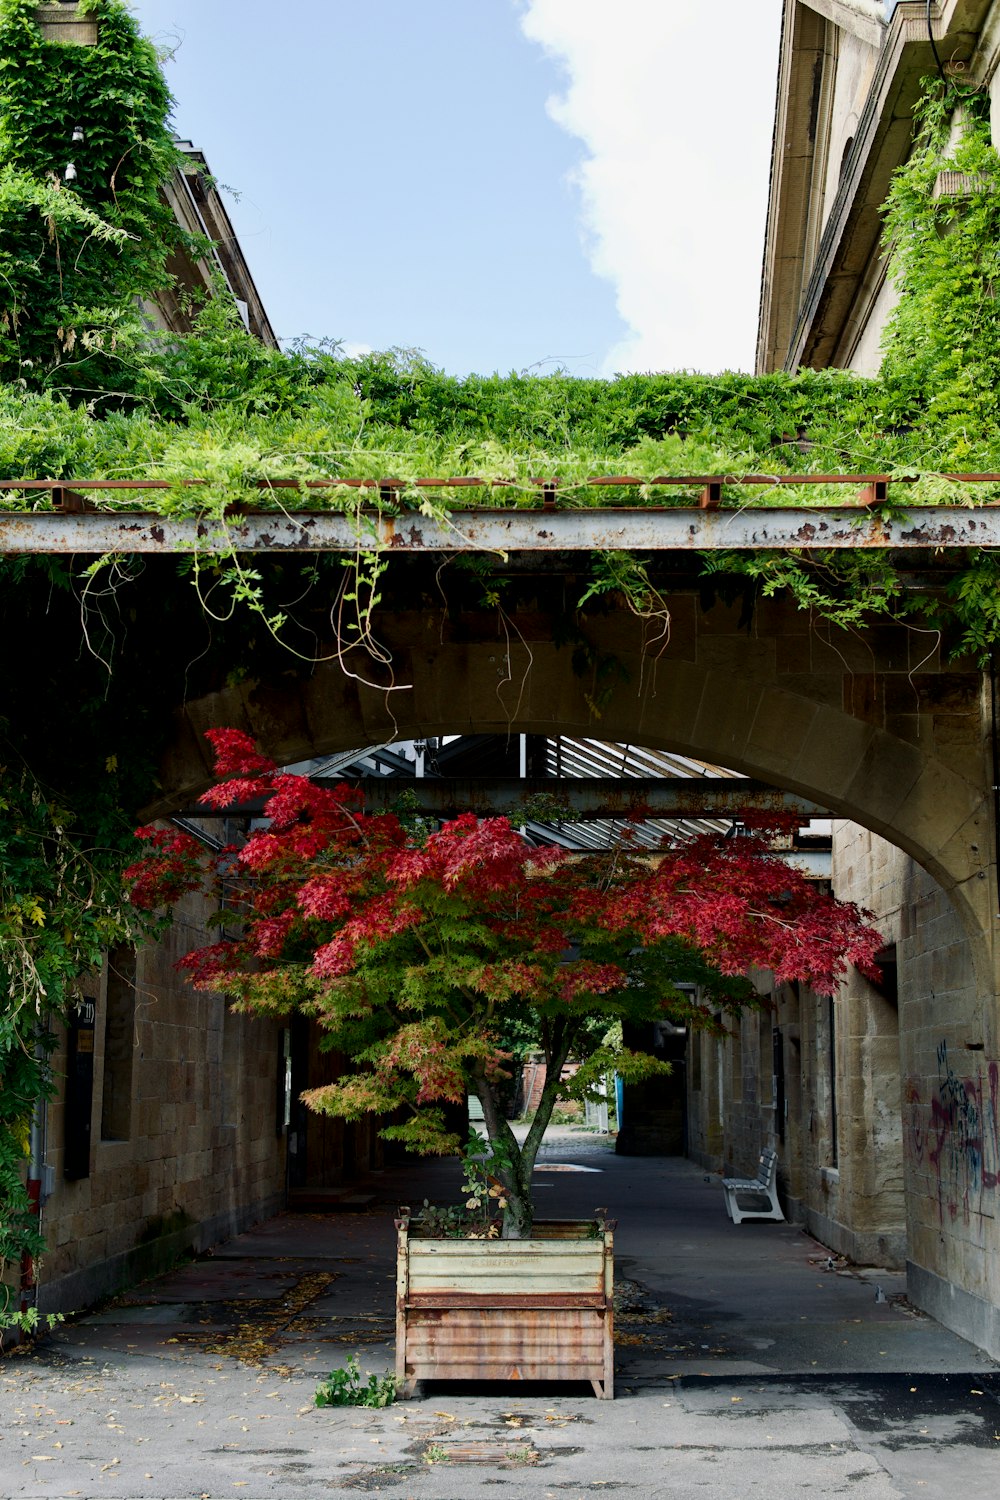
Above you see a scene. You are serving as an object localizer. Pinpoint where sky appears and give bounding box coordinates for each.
[129,1,783,378]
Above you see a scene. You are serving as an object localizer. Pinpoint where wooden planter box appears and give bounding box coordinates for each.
[395,1216,614,1399]
[35,4,98,45]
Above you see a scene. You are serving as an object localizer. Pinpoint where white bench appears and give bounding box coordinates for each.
[722,1147,784,1224]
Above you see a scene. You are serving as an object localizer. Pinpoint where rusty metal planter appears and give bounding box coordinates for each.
[395,1217,614,1399]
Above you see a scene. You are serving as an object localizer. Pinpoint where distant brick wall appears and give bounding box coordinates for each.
[517,1056,579,1117]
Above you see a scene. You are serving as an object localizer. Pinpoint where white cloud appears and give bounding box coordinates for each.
[517,0,783,374]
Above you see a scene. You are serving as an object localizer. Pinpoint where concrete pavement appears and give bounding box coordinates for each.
[1,1127,998,1499]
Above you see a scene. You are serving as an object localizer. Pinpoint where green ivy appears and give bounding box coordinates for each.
[0,746,152,1328]
[0,0,192,395]
[880,85,1000,456]
[701,78,1000,658]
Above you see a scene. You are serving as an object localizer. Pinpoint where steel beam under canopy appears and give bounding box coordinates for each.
[2,506,999,552]
[183,777,828,821]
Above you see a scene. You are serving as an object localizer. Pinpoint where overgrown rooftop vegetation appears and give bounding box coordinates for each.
[1,1,1000,649]
[1,2,999,503]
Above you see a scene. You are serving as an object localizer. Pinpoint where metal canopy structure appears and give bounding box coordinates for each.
[2,474,1000,552]
[2,505,1000,553]
[191,736,831,866]
[224,774,824,824]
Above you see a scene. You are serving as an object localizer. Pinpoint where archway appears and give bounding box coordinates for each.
[152,590,994,956]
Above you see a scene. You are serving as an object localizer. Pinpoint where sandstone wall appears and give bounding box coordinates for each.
[34,892,287,1315]
[833,826,1000,1355]
[687,823,1000,1356]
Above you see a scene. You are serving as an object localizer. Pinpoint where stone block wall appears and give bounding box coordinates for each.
[34,892,288,1315]
[689,818,1000,1354]
[687,981,791,1190]
[828,823,1000,1354]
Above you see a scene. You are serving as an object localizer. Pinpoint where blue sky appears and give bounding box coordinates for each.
[130,1,783,378]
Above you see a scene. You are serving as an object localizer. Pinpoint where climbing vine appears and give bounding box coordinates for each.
[711,77,1000,648]
[880,84,1000,451]
[0,748,152,1330]
[0,0,195,395]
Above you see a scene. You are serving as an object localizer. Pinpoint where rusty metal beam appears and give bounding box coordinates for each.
[350,775,828,820]
[178,776,828,821]
[1,504,999,552]
[6,472,1000,494]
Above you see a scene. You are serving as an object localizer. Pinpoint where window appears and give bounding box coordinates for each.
[730,1017,743,1103]
[100,946,136,1141]
[276,1027,292,1134]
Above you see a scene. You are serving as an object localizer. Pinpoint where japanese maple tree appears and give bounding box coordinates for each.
[127,729,883,1238]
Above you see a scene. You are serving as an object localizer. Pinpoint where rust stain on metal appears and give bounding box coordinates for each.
[5,500,1000,553]
[406,1290,608,1309]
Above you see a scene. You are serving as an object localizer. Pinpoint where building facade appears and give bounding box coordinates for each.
[686,0,1000,1358]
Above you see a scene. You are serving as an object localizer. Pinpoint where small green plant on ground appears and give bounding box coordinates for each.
[0,1289,63,1341]
[314,1353,398,1408]
[550,1103,584,1124]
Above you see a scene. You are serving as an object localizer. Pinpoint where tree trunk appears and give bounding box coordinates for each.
[472,1022,575,1239]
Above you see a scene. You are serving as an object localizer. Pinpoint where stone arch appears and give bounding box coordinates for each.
[150,594,993,955]
[132,588,1000,1355]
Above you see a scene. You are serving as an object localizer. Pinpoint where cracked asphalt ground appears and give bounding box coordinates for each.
[2,1130,998,1499]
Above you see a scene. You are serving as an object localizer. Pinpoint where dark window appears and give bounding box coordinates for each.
[828,994,839,1169]
[65,995,97,1178]
[839,135,855,180]
[100,946,136,1141]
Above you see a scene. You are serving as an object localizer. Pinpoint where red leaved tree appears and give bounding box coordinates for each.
[127,729,883,1237]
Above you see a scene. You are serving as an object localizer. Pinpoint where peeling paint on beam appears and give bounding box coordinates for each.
[2,507,1000,553]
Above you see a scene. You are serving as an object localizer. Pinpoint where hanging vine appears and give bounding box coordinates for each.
[695,75,1000,658]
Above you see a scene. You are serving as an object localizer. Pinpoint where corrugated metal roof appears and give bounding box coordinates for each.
[279,734,829,873]
[528,737,741,852]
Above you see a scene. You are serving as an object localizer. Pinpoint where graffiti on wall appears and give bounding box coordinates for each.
[904,1043,999,1222]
